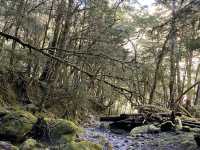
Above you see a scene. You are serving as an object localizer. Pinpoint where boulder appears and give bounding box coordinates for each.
[160,121,175,132]
[130,124,160,137]
[20,138,46,150]
[194,134,200,147]
[0,108,37,142]
[0,141,18,150]
[44,118,82,144]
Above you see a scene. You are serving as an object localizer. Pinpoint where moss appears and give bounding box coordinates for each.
[58,134,76,144]
[0,109,37,142]
[44,118,83,144]
[20,138,46,150]
[61,141,102,150]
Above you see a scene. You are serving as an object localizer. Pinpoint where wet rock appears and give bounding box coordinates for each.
[0,141,18,150]
[160,121,175,132]
[130,124,160,137]
[194,134,200,147]
[99,122,109,130]
[110,128,127,134]
[182,126,191,132]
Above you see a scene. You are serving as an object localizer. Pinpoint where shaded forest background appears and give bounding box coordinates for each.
[0,0,200,121]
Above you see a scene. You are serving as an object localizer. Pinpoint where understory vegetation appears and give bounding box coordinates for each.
[0,0,200,149]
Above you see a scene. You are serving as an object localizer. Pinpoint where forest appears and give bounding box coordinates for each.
[0,0,200,149]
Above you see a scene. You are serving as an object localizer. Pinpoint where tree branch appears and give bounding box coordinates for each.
[0,31,134,95]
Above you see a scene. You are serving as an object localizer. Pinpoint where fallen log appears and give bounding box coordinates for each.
[100,114,144,122]
[100,112,182,122]
[182,122,200,128]
[182,120,200,128]
[109,118,145,132]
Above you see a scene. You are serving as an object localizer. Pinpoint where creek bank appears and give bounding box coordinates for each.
[0,107,102,150]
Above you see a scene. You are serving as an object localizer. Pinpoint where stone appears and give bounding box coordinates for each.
[44,118,82,144]
[175,117,182,130]
[130,124,160,137]
[182,126,191,132]
[0,141,18,150]
[194,134,200,147]
[160,121,175,132]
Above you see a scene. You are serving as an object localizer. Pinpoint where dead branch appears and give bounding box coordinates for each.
[0,32,134,95]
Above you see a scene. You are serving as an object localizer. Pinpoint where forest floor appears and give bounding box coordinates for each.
[81,123,200,150]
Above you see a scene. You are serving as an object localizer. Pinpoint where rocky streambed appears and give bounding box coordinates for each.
[81,122,200,150]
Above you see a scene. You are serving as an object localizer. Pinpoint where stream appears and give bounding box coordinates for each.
[81,123,200,150]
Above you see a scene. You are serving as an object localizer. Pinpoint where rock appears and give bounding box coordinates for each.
[160,121,175,132]
[0,108,37,142]
[110,128,127,134]
[182,126,191,132]
[99,122,109,130]
[175,117,182,130]
[130,124,160,137]
[60,141,102,150]
[44,118,82,144]
[20,138,46,150]
[0,141,18,150]
[194,134,200,147]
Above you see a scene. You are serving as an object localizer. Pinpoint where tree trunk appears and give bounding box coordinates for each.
[194,83,200,105]
[186,50,193,109]
[169,0,177,109]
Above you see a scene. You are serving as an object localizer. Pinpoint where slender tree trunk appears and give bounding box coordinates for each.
[194,83,200,105]
[186,50,193,109]
[169,0,177,108]
[10,0,26,69]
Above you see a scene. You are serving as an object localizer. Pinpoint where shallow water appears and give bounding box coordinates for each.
[81,126,199,150]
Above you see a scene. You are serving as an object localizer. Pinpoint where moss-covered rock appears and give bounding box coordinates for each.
[60,141,102,150]
[0,108,37,142]
[44,118,82,144]
[20,138,46,150]
[130,124,160,137]
[0,141,19,150]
